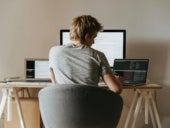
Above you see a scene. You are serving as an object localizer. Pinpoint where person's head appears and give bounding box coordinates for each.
[70,15,103,46]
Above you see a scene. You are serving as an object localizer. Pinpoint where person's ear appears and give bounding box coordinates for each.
[85,33,90,41]
[85,33,92,43]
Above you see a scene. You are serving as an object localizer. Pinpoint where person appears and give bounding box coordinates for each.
[49,15,122,94]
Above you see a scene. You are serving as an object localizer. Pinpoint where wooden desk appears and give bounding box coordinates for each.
[0,82,162,128]
[0,82,52,128]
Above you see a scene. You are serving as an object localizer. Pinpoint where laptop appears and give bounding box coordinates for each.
[23,58,51,82]
[113,59,149,86]
[6,59,51,82]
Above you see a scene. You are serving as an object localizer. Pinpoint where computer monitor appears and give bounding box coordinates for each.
[60,29,126,67]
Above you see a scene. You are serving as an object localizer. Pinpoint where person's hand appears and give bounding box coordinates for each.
[115,75,124,84]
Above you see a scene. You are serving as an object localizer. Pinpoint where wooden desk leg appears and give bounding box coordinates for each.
[131,92,144,128]
[144,91,149,124]
[148,97,157,128]
[13,89,26,128]
[7,88,13,121]
[124,91,138,128]
[149,91,162,128]
[124,89,162,128]
[0,88,8,118]
[144,90,157,128]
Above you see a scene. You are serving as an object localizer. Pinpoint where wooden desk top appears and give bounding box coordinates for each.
[122,83,162,89]
[0,82,162,89]
[98,82,162,89]
[0,82,52,88]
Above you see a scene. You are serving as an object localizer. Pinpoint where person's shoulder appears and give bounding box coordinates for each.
[90,47,104,55]
[49,45,64,55]
[50,44,74,53]
[50,45,64,50]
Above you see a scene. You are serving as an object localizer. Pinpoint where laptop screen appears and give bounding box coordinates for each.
[25,59,50,79]
[113,59,149,84]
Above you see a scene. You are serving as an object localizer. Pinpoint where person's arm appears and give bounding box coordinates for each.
[50,68,57,84]
[102,73,123,94]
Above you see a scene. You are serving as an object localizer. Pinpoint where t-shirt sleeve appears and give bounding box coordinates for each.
[99,52,113,75]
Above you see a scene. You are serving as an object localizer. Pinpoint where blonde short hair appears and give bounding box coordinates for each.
[70,15,103,43]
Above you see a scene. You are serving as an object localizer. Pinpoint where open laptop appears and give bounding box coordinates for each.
[113,59,149,86]
[6,59,51,82]
[24,58,51,82]
[7,58,51,82]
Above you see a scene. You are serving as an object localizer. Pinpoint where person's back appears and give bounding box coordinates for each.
[49,43,112,86]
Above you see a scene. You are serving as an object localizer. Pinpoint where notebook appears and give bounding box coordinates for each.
[23,58,51,82]
[113,59,149,86]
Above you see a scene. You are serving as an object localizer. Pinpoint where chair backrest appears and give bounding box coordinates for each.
[38,84,123,128]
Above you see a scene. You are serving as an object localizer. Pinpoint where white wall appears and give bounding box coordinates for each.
[0,0,170,127]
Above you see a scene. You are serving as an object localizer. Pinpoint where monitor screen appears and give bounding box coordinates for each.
[25,59,50,79]
[113,59,149,84]
[60,29,126,67]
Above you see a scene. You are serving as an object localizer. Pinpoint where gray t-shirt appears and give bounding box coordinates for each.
[49,43,112,86]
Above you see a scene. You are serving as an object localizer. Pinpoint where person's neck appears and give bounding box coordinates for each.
[71,41,83,46]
